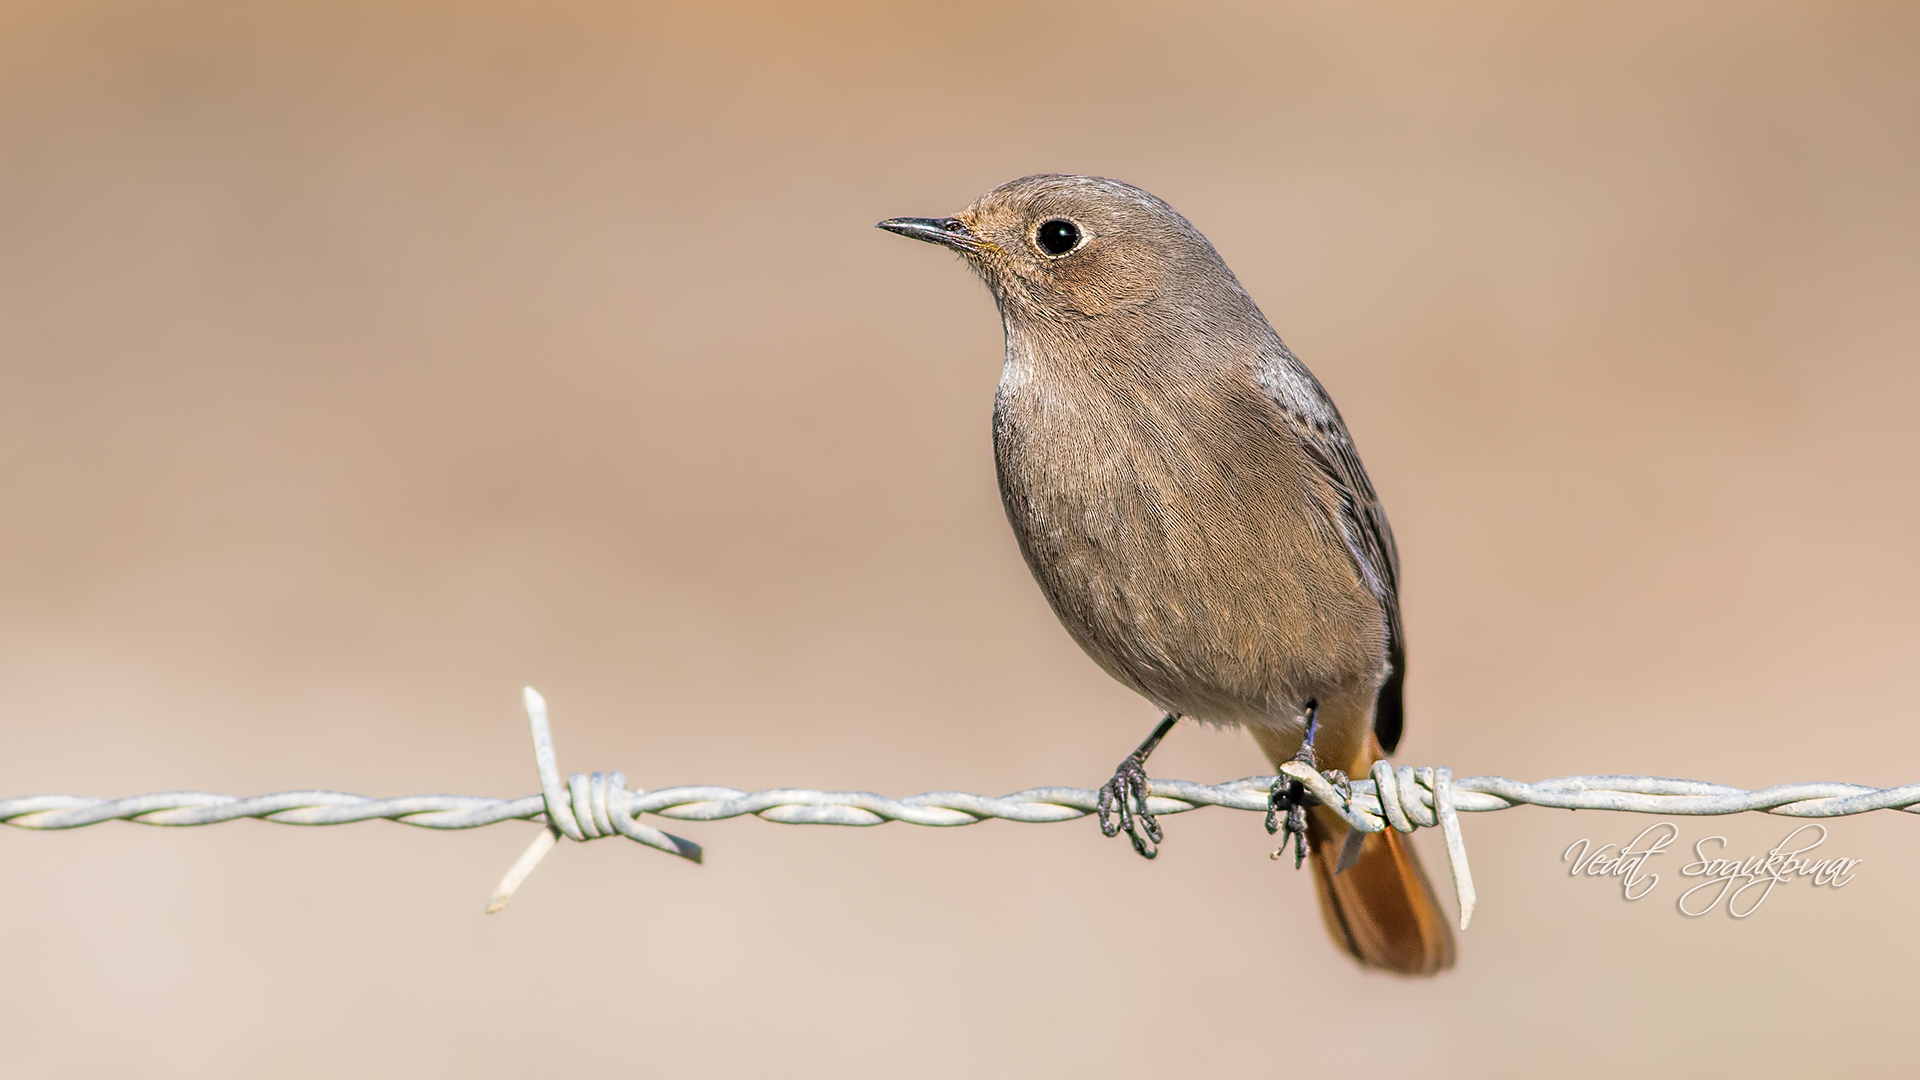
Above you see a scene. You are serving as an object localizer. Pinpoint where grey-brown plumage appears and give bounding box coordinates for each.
[880,175,1452,975]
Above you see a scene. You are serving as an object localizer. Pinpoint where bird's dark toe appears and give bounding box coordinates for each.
[1096,756,1162,859]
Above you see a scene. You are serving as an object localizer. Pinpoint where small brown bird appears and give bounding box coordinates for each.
[880,175,1454,975]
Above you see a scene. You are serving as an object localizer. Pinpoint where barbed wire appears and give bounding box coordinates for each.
[5,687,1917,925]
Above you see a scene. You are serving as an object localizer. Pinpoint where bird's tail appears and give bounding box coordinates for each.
[1272,734,1456,975]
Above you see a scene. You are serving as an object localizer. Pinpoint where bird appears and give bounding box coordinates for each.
[878,174,1454,975]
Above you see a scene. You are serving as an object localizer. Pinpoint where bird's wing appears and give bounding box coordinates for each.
[1259,346,1408,753]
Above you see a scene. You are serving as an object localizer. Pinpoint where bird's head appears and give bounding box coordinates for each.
[879,174,1240,326]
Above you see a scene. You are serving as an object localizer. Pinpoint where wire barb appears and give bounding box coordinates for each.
[485,688,701,913]
[5,687,1919,926]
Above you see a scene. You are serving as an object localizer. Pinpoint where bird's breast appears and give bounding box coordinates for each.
[990,353,1388,729]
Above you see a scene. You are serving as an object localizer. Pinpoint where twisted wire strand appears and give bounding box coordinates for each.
[5,687,1917,923]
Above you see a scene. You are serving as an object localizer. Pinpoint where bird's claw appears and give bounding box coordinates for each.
[1327,769,1352,805]
[1097,754,1162,859]
[1266,725,1341,869]
[1269,767,1351,868]
[1266,772,1311,868]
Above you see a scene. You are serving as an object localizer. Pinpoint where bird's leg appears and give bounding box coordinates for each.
[1096,712,1179,859]
[1267,700,1323,869]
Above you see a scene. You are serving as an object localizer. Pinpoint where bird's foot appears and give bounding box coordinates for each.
[1096,713,1178,860]
[1097,751,1163,859]
[1266,773,1309,868]
[1267,764,1353,868]
[1266,702,1328,868]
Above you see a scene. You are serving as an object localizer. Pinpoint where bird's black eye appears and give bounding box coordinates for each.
[1035,218,1082,256]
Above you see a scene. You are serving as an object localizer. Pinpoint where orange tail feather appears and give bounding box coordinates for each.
[1304,805,1455,975]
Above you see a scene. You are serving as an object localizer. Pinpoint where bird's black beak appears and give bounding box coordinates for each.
[877,216,985,253]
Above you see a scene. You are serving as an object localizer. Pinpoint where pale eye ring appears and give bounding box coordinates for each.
[1034,218,1084,257]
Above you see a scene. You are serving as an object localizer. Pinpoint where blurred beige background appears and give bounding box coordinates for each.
[2,0,1916,1074]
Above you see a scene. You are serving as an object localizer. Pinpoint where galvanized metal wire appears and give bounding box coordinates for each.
[5,687,1917,924]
